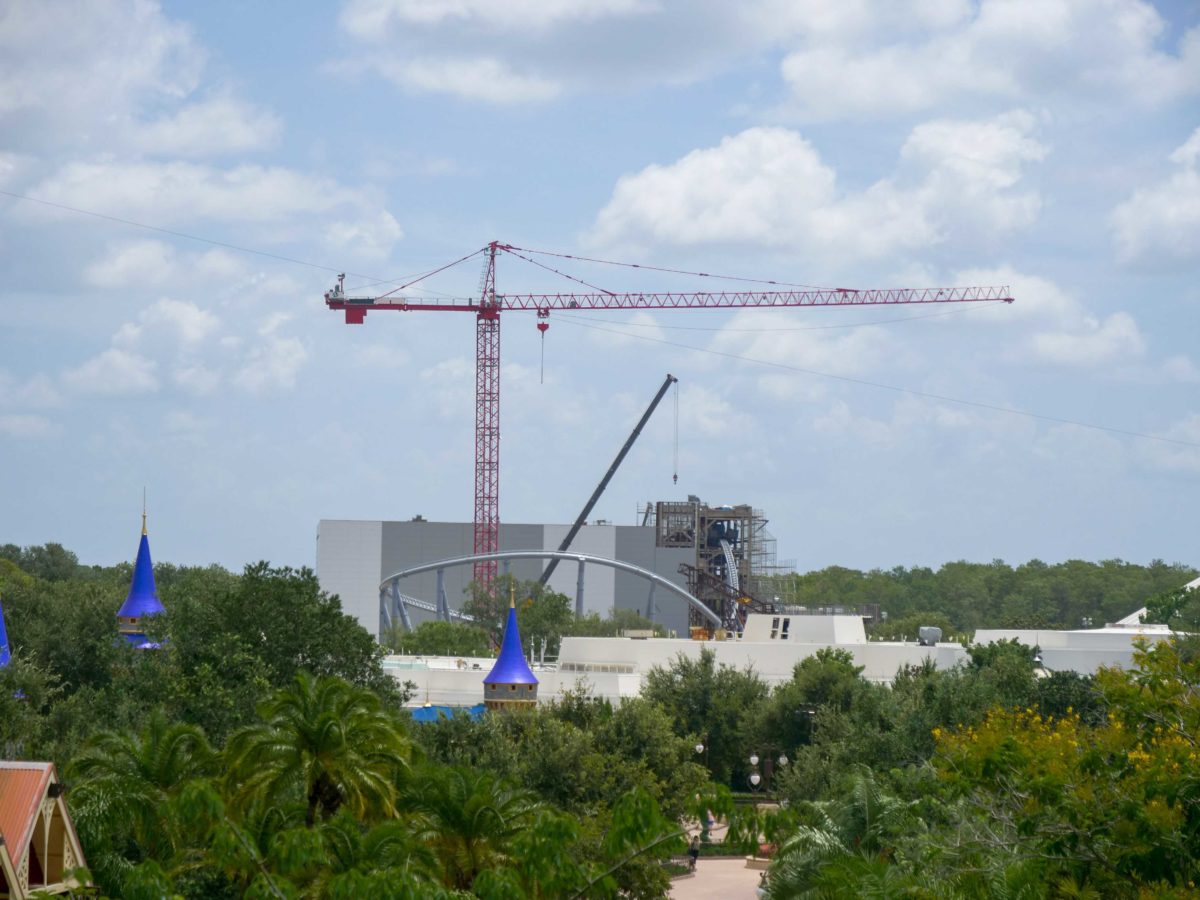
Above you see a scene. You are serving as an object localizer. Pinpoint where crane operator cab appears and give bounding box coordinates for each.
[325,273,346,303]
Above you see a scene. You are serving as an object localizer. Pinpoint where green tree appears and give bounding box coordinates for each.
[403,765,540,891]
[0,542,83,581]
[642,648,769,785]
[386,620,492,657]
[764,767,918,898]
[749,648,867,759]
[69,710,218,892]
[225,672,411,827]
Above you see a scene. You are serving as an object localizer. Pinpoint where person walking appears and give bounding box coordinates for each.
[687,835,700,872]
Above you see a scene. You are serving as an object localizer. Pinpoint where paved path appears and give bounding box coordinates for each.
[668,858,764,899]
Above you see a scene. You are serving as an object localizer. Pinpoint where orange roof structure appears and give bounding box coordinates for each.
[0,761,88,899]
[0,763,54,857]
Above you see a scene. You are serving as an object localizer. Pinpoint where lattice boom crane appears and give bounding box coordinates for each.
[325,241,1014,586]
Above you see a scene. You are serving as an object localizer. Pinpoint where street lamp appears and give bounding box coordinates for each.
[748,753,762,792]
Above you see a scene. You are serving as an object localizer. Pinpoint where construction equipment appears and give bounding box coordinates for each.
[325,242,1014,587]
[539,373,678,586]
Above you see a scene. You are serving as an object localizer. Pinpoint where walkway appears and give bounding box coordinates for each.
[668,858,764,899]
[670,821,764,900]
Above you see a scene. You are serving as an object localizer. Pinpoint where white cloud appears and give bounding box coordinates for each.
[362,56,561,103]
[1161,356,1200,383]
[0,371,63,408]
[952,266,1076,325]
[336,0,1198,113]
[812,400,894,444]
[28,161,373,227]
[954,266,1152,370]
[590,114,1045,263]
[233,335,308,393]
[710,309,900,377]
[62,348,159,395]
[1138,414,1200,474]
[0,1,203,147]
[581,312,668,349]
[779,0,1200,119]
[325,210,405,260]
[83,242,260,291]
[0,414,58,439]
[354,345,412,370]
[85,241,178,288]
[1110,127,1200,265]
[341,0,649,35]
[130,94,283,157]
[1028,311,1146,367]
[173,364,220,395]
[113,298,220,348]
[163,410,212,435]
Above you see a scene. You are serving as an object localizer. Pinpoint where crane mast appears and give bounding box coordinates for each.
[474,244,500,586]
[326,242,1013,588]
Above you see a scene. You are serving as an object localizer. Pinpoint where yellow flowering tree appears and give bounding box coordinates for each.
[930,639,1200,895]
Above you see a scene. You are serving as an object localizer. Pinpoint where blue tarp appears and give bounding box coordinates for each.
[0,595,10,668]
[409,703,486,723]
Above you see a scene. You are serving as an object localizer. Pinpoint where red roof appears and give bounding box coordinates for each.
[0,762,54,857]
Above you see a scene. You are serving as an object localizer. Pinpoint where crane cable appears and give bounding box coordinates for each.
[673,379,680,485]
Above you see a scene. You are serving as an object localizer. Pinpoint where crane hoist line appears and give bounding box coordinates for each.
[324,241,1015,587]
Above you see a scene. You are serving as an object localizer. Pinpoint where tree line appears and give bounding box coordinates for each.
[766,557,1194,633]
[3,543,1199,897]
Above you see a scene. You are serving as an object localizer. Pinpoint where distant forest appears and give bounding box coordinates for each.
[5,541,1194,640]
[767,558,1196,634]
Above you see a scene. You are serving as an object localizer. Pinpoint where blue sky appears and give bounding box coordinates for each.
[1,0,1197,577]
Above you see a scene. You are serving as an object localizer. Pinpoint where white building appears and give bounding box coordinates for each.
[389,608,1180,709]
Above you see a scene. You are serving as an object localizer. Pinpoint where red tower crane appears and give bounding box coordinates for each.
[325,241,1013,586]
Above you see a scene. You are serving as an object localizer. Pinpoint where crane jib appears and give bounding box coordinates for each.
[327,286,1013,321]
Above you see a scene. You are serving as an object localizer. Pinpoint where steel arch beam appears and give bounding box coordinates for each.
[379,550,720,627]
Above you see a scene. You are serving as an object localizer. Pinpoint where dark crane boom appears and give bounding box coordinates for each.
[539,373,678,586]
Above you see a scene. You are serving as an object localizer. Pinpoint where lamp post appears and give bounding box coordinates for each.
[748,753,762,792]
[695,741,713,843]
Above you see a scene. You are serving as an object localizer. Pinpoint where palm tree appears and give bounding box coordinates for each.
[69,710,218,885]
[402,765,540,891]
[224,672,410,827]
[764,766,919,898]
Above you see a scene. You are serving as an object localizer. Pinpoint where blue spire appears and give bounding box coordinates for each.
[483,604,538,687]
[0,595,11,668]
[117,512,165,647]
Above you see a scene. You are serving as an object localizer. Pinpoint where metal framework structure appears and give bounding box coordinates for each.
[379,549,721,628]
[327,242,1014,588]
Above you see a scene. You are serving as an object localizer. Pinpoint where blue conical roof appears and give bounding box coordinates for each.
[483,605,538,686]
[117,530,165,620]
[0,595,11,668]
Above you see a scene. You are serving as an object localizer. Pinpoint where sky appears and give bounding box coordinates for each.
[0,0,1198,577]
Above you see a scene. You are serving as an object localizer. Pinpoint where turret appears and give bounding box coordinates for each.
[482,587,538,711]
[0,594,11,668]
[116,508,165,649]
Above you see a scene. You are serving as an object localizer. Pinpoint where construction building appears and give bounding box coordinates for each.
[316,496,794,641]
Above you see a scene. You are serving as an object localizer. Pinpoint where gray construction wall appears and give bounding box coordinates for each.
[317,518,694,640]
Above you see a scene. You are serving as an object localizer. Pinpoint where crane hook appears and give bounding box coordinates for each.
[537,320,549,384]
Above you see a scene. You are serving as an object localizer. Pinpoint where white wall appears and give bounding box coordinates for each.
[316,520,383,634]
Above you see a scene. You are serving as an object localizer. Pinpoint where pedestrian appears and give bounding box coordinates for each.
[687,835,700,872]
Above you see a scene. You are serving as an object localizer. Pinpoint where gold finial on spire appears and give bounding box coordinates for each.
[509,579,516,610]
[142,487,147,535]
